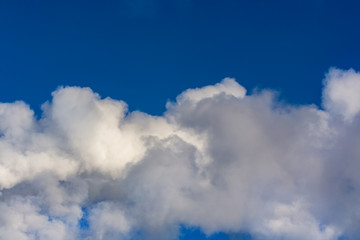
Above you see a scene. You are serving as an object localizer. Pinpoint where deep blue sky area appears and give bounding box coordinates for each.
[1,0,360,116]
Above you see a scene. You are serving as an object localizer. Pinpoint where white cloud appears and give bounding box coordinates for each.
[0,197,71,240]
[323,68,360,121]
[88,202,131,239]
[0,68,360,239]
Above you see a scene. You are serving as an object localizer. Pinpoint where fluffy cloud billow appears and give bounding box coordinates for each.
[1,68,360,240]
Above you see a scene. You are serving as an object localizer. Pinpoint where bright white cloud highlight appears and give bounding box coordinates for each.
[0,69,359,240]
[323,68,360,121]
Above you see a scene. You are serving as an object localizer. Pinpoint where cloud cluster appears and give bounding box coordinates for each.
[1,68,360,240]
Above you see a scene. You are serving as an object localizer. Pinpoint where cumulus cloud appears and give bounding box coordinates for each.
[323,68,360,121]
[0,70,360,239]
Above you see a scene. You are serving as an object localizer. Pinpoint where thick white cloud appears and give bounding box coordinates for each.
[323,68,360,121]
[0,68,359,239]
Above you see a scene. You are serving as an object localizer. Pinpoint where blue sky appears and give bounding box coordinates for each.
[1,0,360,115]
[1,1,360,240]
